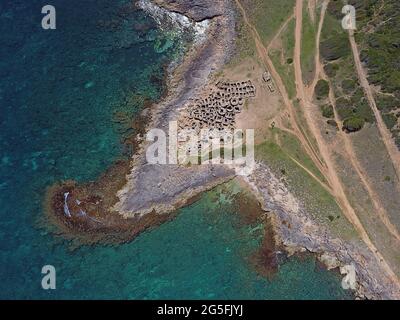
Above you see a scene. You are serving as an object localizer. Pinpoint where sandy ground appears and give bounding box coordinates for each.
[224,58,283,144]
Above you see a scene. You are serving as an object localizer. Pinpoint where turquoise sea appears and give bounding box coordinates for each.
[0,0,353,299]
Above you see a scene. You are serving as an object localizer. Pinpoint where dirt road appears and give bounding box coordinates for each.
[311,1,400,243]
[348,30,400,181]
[308,0,328,95]
[234,0,400,288]
[293,0,400,286]
[234,0,326,176]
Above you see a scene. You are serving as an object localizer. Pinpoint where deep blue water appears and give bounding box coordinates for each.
[0,0,353,299]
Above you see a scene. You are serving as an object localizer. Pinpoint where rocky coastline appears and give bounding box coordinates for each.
[45,0,400,299]
[242,163,400,299]
[45,0,237,241]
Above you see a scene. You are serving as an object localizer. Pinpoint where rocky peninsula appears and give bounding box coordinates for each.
[45,0,400,299]
[46,0,237,240]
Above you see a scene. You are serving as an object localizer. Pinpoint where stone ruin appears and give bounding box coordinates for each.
[174,79,256,162]
[179,79,256,133]
[262,71,275,93]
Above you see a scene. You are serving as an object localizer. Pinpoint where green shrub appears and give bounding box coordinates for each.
[358,0,400,98]
[395,136,400,148]
[343,116,365,132]
[315,79,330,100]
[341,79,357,95]
[321,32,351,61]
[321,105,334,118]
[324,63,339,77]
[384,176,391,182]
[377,95,400,113]
[383,113,398,129]
[336,97,354,120]
[327,0,343,19]
[353,98,375,123]
[351,87,365,103]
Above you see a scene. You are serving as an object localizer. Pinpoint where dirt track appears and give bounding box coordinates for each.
[293,0,400,289]
[234,0,327,174]
[235,0,400,288]
[348,30,400,181]
[309,0,400,245]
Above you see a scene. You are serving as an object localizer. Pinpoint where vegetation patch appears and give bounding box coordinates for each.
[348,0,400,146]
[255,140,357,239]
[321,104,334,118]
[335,94,373,132]
[269,50,296,99]
[300,5,317,84]
[382,113,398,130]
[376,94,400,113]
[268,18,296,99]
[341,79,358,95]
[273,128,327,183]
[351,98,375,124]
[315,79,330,100]
[320,2,350,62]
[343,116,365,133]
[241,0,296,44]
[335,97,353,120]
[320,32,351,62]
[229,14,256,66]
[324,63,339,77]
[320,5,377,134]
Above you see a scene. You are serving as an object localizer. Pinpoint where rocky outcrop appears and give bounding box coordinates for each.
[47,0,238,239]
[243,162,400,299]
[114,0,238,217]
[152,0,225,22]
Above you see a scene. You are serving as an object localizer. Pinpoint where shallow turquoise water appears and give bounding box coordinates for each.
[0,0,352,299]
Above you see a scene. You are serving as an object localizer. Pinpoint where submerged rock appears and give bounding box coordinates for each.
[319,252,340,270]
